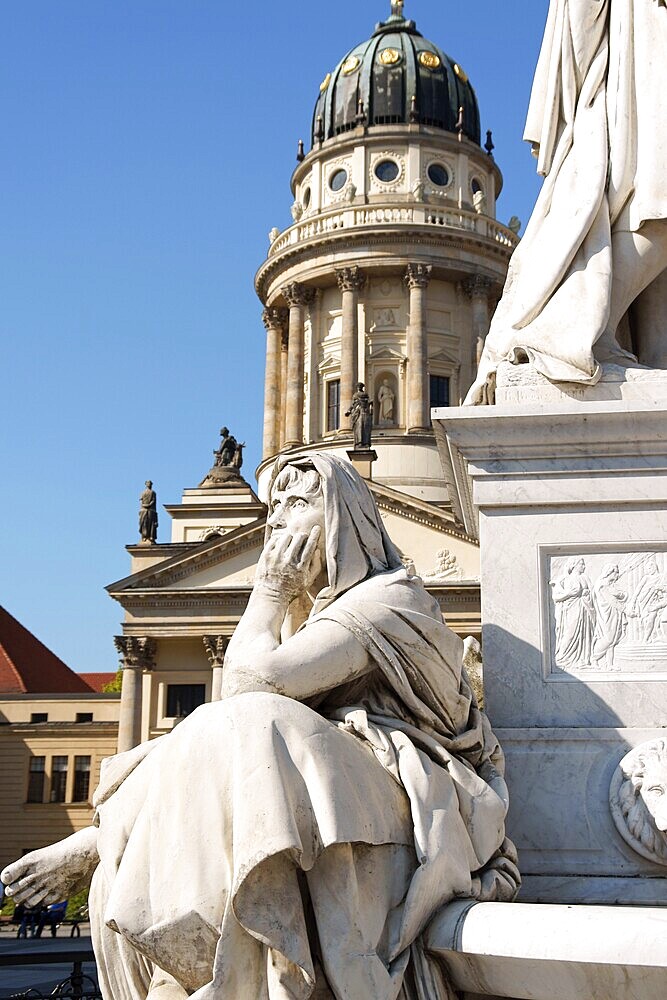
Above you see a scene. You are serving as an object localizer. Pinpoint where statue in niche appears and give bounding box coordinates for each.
[550,557,595,668]
[2,453,519,1000]
[138,480,158,544]
[377,378,396,424]
[345,381,373,448]
[467,0,667,403]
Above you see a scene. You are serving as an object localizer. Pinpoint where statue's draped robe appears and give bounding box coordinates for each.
[467,0,667,400]
[90,455,514,1000]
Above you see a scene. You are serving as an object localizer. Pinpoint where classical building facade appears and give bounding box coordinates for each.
[255,2,517,500]
[0,606,119,874]
[107,4,517,750]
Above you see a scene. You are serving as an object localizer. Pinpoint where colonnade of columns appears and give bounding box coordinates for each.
[260,265,495,457]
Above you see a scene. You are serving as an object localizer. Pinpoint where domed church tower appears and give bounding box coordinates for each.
[255,2,517,501]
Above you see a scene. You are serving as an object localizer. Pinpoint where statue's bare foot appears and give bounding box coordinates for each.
[1,826,98,908]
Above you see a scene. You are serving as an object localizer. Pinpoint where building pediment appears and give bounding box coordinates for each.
[107,518,267,597]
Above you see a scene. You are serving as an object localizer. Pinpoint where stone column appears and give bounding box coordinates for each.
[262,307,287,459]
[203,635,229,702]
[404,263,432,432]
[282,283,313,448]
[114,636,156,753]
[464,275,494,367]
[335,266,366,430]
[279,328,289,449]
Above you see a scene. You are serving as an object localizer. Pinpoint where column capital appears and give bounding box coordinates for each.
[335,265,366,293]
[462,274,495,299]
[203,635,230,670]
[262,307,288,332]
[114,636,157,671]
[281,282,315,308]
[404,263,432,290]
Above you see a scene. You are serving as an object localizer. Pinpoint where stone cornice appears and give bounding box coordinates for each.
[257,226,513,304]
[370,480,478,543]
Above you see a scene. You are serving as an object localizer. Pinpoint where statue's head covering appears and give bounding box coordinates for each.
[267,451,403,614]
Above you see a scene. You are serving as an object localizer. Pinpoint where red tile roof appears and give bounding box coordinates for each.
[0,606,93,694]
[78,672,117,693]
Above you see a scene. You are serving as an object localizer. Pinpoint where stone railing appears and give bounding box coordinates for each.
[267,204,518,257]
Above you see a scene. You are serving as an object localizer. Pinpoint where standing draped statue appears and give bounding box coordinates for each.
[467,0,667,403]
[138,481,158,544]
[2,453,518,1000]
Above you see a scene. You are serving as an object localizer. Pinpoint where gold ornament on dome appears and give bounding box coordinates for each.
[320,73,331,92]
[378,47,401,66]
[419,51,441,70]
[342,56,360,76]
[453,63,468,83]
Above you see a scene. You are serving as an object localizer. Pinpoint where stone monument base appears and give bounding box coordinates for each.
[346,448,378,480]
[198,466,244,488]
[434,381,667,906]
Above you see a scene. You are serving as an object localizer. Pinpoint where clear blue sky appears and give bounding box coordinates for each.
[0,0,548,673]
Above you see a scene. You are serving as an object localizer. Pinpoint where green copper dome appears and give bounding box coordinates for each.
[312,4,481,147]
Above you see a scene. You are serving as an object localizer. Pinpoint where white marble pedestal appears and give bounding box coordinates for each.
[434,395,667,904]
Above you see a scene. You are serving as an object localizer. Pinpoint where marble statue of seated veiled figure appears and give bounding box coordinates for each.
[2,453,519,1000]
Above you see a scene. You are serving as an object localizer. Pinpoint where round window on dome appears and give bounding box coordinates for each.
[374,159,400,183]
[427,163,450,187]
[471,178,483,195]
[303,187,311,209]
[329,168,348,192]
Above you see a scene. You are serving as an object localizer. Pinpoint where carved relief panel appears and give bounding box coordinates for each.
[543,548,667,678]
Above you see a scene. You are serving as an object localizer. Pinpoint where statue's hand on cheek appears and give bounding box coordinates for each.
[256,526,322,604]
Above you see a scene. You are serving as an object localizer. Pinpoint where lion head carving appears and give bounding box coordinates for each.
[610,739,667,866]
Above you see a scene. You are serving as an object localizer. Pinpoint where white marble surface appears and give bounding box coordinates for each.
[2,452,517,1000]
[428,899,667,1000]
[465,1,667,403]
[434,399,667,906]
[497,726,667,885]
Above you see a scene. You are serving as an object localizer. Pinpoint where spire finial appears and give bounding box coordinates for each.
[390,0,404,18]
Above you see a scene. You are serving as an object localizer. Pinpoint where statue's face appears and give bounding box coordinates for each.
[268,485,325,547]
[639,761,667,832]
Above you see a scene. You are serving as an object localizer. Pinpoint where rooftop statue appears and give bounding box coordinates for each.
[2,454,518,999]
[199,426,245,487]
[466,0,667,404]
[138,480,158,544]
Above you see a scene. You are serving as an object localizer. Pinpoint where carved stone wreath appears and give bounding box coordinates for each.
[609,739,667,865]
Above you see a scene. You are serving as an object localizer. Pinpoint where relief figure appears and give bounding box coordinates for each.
[591,564,627,668]
[551,558,595,668]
